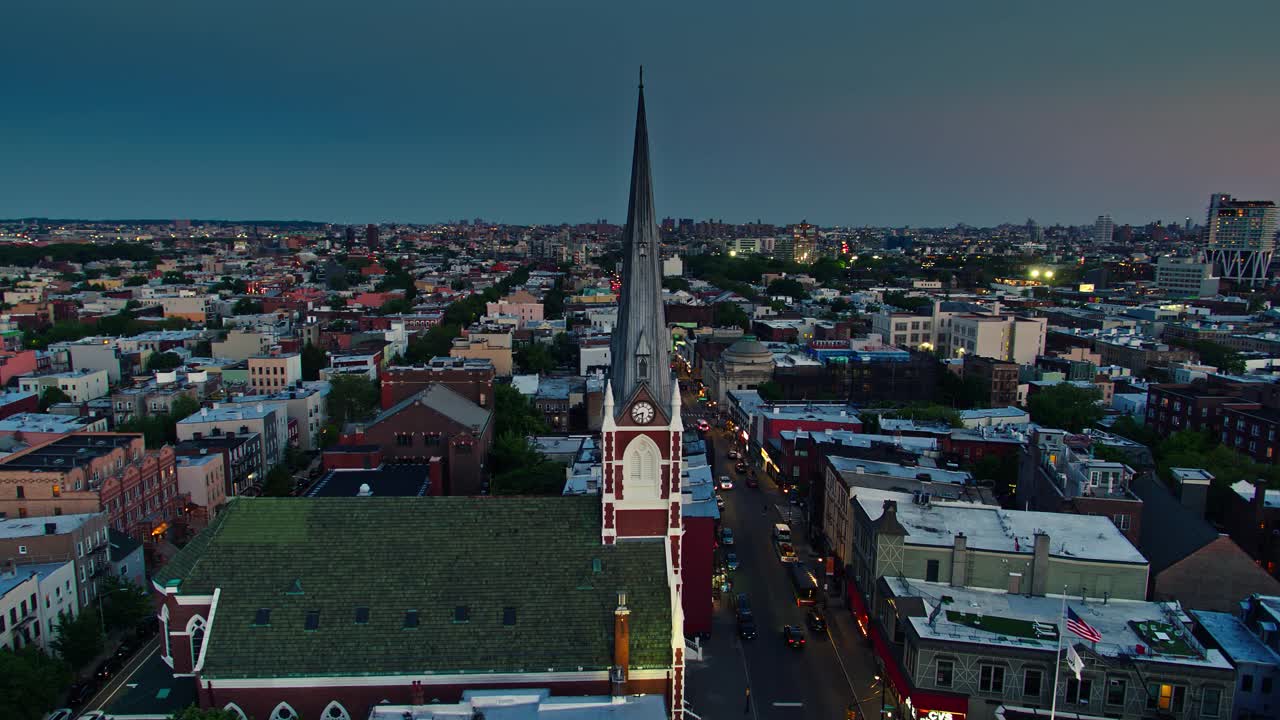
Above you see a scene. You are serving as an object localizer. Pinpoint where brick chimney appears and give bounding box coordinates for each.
[1031,531,1050,597]
[611,591,631,696]
[950,533,968,588]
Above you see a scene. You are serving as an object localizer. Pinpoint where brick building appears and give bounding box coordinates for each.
[964,355,1020,408]
[0,434,182,541]
[343,385,494,495]
[1016,429,1144,547]
[379,356,495,410]
[175,433,263,498]
[1220,405,1280,464]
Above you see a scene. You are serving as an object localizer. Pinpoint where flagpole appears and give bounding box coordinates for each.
[1050,588,1066,720]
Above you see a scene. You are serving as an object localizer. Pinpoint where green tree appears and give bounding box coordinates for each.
[1108,415,1159,447]
[125,275,148,287]
[493,384,548,437]
[550,332,577,369]
[262,464,294,497]
[663,277,691,292]
[489,431,566,495]
[0,647,72,720]
[542,281,567,320]
[326,374,379,428]
[161,271,189,285]
[51,610,104,671]
[516,343,556,374]
[99,576,152,632]
[301,342,327,381]
[231,298,264,315]
[766,278,807,300]
[1027,384,1103,432]
[884,404,964,428]
[882,291,932,311]
[146,351,184,372]
[1181,339,1246,375]
[755,380,784,402]
[37,386,71,411]
[171,705,248,720]
[713,302,751,331]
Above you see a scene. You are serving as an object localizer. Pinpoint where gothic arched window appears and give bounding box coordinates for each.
[623,436,661,501]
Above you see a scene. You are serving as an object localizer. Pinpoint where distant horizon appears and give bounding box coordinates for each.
[0,212,1209,232]
[3,2,1277,227]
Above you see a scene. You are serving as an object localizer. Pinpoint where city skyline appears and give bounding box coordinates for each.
[3,1,1278,227]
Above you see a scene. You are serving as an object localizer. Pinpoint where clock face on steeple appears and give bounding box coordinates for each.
[631,402,655,424]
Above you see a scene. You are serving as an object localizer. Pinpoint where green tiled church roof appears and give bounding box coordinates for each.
[155,496,672,679]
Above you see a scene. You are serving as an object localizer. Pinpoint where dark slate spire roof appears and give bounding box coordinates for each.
[610,70,672,416]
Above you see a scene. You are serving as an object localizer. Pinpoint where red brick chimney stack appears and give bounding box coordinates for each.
[611,591,631,696]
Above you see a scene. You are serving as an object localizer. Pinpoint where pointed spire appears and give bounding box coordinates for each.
[610,70,672,418]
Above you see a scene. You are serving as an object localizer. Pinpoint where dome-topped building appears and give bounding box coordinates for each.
[704,335,776,405]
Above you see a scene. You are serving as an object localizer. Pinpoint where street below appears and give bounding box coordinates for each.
[683,383,884,719]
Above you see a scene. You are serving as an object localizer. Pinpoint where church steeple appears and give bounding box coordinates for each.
[610,69,672,417]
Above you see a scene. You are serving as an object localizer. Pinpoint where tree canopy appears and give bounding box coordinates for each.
[0,647,72,720]
[766,278,807,300]
[713,302,751,331]
[52,610,104,671]
[325,374,379,429]
[99,576,153,632]
[1027,384,1103,432]
[146,351,184,372]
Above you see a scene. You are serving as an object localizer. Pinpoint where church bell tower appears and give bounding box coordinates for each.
[601,72,684,561]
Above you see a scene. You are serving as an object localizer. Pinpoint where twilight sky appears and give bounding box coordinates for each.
[3,1,1278,228]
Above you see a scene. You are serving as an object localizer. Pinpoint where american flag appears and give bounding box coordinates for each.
[1066,606,1102,643]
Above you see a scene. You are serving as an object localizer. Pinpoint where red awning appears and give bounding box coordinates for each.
[911,689,970,716]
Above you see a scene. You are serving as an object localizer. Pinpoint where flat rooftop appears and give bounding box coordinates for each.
[0,433,137,471]
[0,412,100,434]
[855,487,1147,564]
[0,512,100,539]
[1192,610,1280,667]
[890,577,1230,670]
[307,466,433,498]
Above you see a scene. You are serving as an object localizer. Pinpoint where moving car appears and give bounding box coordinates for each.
[783,625,807,649]
[721,528,735,545]
[727,450,741,459]
[718,476,734,490]
[697,419,710,432]
[725,551,740,570]
[807,609,828,633]
[745,476,759,488]
[737,614,758,640]
[715,495,726,510]
[735,461,748,474]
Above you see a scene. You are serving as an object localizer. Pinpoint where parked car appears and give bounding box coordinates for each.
[783,625,807,649]
[725,551,740,570]
[806,609,828,633]
[721,528,735,545]
[715,495,726,510]
[718,476,734,490]
[67,681,96,709]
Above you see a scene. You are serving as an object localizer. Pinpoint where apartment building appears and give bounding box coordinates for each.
[210,330,275,362]
[0,512,110,610]
[0,434,181,540]
[247,353,302,394]
[1017,429,1144,547]
[19,368,109,403]
[176,405,286,471]
[449,326,513,376]
[0,559,78,654]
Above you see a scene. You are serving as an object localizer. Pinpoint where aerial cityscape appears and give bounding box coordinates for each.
[3,3,1280,720]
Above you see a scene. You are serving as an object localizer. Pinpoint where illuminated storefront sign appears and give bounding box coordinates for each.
[919,709,964,720]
